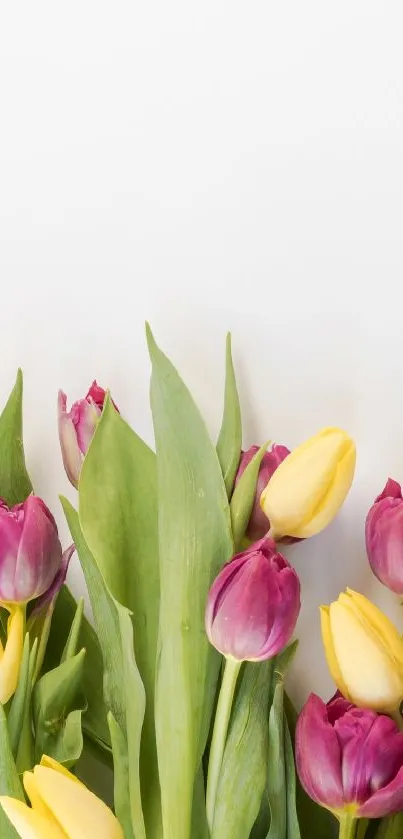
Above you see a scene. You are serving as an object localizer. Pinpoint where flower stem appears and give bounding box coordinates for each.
[339,813,357,839]
[206,657,241,830]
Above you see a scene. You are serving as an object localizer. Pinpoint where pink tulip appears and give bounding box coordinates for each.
[234,444,290,540]
[205,536,300,661]
[0,496,63,604]
[365,478,403,594]
[58,381,118,487]
[296,693,403,818]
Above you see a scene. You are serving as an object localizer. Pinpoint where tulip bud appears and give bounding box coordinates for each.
[321,589,403,714]
[365,479,403,595]
[260,427,356,539]
[58,381,118,487]
[0,604,24,704]
[234,444,290,540]
[0,496,63,604]
[296,693,403,818]
[205,537,300,661]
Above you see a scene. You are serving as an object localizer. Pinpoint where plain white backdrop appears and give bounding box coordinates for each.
[1,2,403,707]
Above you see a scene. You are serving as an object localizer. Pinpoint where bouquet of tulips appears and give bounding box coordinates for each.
[1,329,403,839]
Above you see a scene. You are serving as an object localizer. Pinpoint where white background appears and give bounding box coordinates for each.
[1,1,402,707]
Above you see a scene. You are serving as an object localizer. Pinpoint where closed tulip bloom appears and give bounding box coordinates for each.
[58,380,117,487]
[365,478,403,595]
[0,496,63,604]
[0,755,124,839]
[296,693,403,818]
[234,444,290,540]
[260,427,356,539]
[321,589,403,713]
[0,604,24,704]
[205,537,300,661]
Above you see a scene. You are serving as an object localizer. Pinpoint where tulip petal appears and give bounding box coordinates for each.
[72,398,100,455]
[320,606,351,700]
[0,513,25,602]
[0,796,67,839]
[39,755,83,785]
[30,765,124,839]
[15,497,63,602]
[345,590,403,667]
[358,763,403,818]
[375,479,402,503]
[296,694,344,810]
[58,392,83,488]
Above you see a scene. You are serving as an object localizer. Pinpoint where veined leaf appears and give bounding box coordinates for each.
[212,660,273,839]
[79,396,160,838]
[0,705,24,839]
[62,499,146,839]
[267,680,286,839]
[217,334,242,496]
[33,648,86,767]
[0,370,33,505]
[230,442,268,547]
[147,325,233,839]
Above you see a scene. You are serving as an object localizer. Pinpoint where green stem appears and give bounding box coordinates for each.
[206,657,241,830]
[339,813,357,839]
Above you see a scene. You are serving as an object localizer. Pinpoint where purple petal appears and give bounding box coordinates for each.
[375,479,403,503]
[359,763,403,818]
[16,496,62,601]
[30,544,75,617]
[296,694,345,810]
[71,398,101,455]
[58,390,83,487]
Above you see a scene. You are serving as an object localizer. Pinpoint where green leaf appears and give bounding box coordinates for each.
[212,660,273,839]
[191,769,209,839]
[61,597,84,662]
[374,815,403,838]
[284,716,301,839]
[267,680,286,839]
[8,636,37,773]
[0,704,24,839]
[108,712,134,839]
[147,325,233,839]
[44,585,110,750]
[217,333,242,496]
[0,370,33,504]
[62,499,146,839]
[79,395,160,839]
[230,442,269,547]
[33,648,86,767]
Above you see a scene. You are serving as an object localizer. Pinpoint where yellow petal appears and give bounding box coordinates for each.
[0,605,24,704]
[344,589,403,665]
[0,796,67,839]
[31,765,124,839]
[38,756,83,786]
[329,599,403,711]
[261,427,355,538]
[319,605,351,699]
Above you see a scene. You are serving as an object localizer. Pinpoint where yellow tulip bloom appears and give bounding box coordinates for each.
[260,427,356,539]
[321,589,403,713]
[0,755,124,839]
[0,604,24,704]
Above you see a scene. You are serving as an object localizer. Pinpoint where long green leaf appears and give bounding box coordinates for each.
[62,499,146,839]
[147,325,233,839]
[230,442,268,547]
[0,705,24,839]
[0,370,33,504]
[217,334,242,496]
[44,585,110,750]
[79,396,160,838]
[284,717,301,839]
[267,681,286,839]
[108,712,134,839]
[212,660,273,839]
[33,648,86,767]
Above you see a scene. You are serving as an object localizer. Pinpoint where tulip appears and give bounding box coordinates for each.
[0,604,24,704]
[58,380,118,487]
[365,478,403,595]
[205,536,301,662]
[0,754,124,838]
[234,444,290,540]
[260,427,356,539]
[296,693,403,819]
[321,589,403,714]
[0,496,63,604]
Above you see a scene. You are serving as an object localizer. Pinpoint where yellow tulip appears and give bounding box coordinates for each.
[0,755,124,839]
[321,589,403,713]
[260,427,356,539]
[0,604,24,704]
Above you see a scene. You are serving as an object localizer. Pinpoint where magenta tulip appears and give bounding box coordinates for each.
[365,478,403,594]
[296,693,403,818]
[205,537,300,661]
[234,444,290,540]
[58,380,118,487]
[0,496,63,604]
